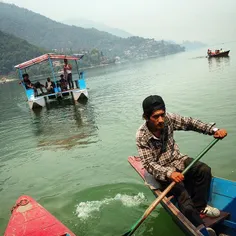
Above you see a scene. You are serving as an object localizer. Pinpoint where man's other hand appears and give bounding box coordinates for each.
[170,172,184,183]
[214,129,227,139]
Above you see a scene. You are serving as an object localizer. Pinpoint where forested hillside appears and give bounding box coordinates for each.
[0,2,184,59]
[0,30,45,75]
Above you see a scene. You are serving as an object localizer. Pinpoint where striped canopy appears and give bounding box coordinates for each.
[15,53,84,69]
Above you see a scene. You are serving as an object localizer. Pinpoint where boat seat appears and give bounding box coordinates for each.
[144,171,162,190]
[144,171,178,203]
[203,211,230,228]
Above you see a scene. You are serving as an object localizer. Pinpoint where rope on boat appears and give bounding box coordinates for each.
[11,199,29,213]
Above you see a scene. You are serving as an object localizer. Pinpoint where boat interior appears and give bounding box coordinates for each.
[128,156,236,236]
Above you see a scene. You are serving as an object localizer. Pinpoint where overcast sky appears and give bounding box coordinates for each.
[2,0,236,44]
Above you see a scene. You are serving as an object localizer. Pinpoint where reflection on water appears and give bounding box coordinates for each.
[38,133,98,150]
[30,98,98,150]
[191,56,207,59]
[208,56,230,72]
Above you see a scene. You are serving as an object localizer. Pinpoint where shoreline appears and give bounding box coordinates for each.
[1,51,185,82]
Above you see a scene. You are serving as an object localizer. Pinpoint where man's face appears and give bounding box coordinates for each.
[23,76,29,81]
[148,109,165,130]
[64,59,68,64]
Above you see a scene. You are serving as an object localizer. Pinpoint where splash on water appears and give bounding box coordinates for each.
[75,192,146,219]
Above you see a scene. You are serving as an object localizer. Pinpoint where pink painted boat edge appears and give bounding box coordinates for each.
[4,195,76,236]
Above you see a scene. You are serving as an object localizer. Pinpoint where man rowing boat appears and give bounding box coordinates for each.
[136,95,227,235]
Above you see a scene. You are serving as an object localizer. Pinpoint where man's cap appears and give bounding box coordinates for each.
[142,95,165,117]
[22,73,29,78]
[60,74,64,77]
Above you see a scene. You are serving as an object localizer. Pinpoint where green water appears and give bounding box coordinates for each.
[0,44,236,236]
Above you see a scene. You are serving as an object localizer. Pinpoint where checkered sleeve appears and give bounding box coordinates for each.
[136,139,176,181]
[168,113,216,135]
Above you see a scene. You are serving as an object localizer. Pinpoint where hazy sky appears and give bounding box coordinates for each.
[2,0,236,43]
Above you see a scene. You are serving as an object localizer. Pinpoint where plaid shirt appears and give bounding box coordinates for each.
[136,112,216,181]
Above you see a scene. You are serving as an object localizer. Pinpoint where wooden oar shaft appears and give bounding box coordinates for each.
[183,139,219,175]
[123,139,219,236]
[133,181,176,231]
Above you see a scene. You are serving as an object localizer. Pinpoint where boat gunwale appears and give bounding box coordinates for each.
[128,156,236,236]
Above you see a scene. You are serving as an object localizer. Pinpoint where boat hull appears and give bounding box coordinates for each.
[4,195,76,236]
[128,156,236,236]
[208,50,230,58]
[72,89,88,101]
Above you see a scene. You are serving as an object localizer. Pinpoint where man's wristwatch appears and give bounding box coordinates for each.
[212,127,219,134]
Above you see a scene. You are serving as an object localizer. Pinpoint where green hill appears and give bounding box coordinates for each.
[0,2,119,53]
[0,30,45,75]
[0,2,184,60]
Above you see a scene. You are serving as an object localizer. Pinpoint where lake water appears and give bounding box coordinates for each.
[0,44,235,236]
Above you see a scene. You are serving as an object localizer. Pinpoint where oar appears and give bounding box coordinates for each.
[122,138,219,236]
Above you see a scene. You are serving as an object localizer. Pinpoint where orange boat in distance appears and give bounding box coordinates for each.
[207,48,230,58]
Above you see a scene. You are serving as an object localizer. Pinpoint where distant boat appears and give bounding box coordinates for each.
[15,53,88,110]
[207,49,230,58]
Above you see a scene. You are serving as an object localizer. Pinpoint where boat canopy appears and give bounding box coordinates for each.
[14,53,84,70]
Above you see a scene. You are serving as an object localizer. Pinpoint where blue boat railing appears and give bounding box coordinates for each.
[26,89,35,100]
[75,71,86,89]
[54,87,61,93]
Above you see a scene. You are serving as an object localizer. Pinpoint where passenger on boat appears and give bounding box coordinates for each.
[45,77,55,94]
[136,95,227,235]
[21,73,45,96]
[63,59,74,89]
[58,74,68,91]
[79,71,83,79]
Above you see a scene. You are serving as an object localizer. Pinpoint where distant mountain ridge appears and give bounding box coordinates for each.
[181,41,207,51]
[162,39,207,50]
[0,2,118,53]
[64,18,133,38]
[0,2,185,75]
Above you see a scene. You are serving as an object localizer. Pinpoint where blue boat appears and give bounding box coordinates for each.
[15,53,88,109]
[128,156,236,236]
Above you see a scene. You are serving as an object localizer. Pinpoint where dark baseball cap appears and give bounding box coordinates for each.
[22,73,29,78]
[142,95,166,117]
